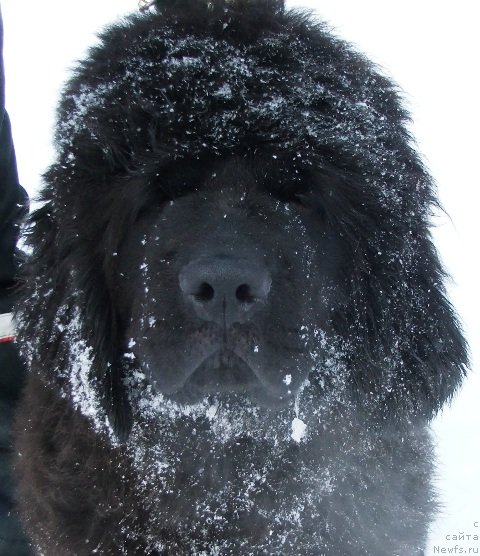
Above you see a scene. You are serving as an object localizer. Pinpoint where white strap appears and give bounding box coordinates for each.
[0,313,16,342]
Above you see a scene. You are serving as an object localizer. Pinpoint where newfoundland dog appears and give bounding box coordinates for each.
[14,0,467,554]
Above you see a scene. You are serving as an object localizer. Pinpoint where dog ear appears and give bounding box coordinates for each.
[22,179,134,442]
[389,233,469,417]
[314,168,469,421]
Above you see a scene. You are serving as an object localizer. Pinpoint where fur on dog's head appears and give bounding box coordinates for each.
[18,0,467,441]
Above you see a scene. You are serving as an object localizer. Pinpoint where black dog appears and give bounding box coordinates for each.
[14,1,467,554]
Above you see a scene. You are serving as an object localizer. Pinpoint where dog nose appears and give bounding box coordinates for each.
[179,256,271,327]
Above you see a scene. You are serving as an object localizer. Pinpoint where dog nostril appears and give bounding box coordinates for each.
[194,282,215,302]
[236,284,255,304]
[179,257,271,326]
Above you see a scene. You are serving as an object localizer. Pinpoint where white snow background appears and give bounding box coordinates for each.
[2,1,478,553]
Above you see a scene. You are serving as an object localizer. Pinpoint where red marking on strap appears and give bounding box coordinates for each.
[0,336,15,343]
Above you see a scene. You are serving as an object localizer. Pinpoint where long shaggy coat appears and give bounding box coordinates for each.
[14,1,467,554]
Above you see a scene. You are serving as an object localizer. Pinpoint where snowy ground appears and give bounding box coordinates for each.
[2,1,478,554]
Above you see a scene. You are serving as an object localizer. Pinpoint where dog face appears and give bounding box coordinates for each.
[115,157,341,409]
[15,0,466,446]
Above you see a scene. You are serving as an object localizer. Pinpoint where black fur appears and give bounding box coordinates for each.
[14,1,467,554]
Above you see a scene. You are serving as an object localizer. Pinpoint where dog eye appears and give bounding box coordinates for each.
[291,193,309,206]
[272,189,307,206]
[290,192,327,220]
[286,192,314,210]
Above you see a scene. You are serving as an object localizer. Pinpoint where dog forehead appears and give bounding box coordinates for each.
[202,158,258,207]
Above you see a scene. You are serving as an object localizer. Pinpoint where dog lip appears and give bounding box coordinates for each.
[161,349,294,409]
[151,338,299,402]
[187,348,260,392]
[157,347,278,404]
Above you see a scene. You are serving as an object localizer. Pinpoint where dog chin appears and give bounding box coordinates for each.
[129,377,314,448]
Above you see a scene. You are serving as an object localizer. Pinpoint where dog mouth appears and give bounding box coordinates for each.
[162,348,286,406]
[187,349,258,392]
